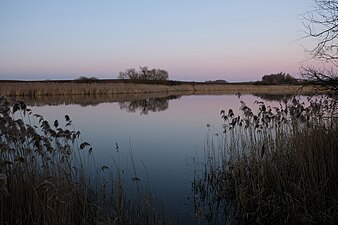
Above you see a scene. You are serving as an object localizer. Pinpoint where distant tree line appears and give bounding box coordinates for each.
[76,76,99,82]
[118,66,169,81]
[259,72,298,85]
[205,79,228,84]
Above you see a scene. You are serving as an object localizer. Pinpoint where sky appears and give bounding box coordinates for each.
[0,0,315,82]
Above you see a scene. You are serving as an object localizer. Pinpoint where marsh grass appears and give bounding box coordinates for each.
[0,81,193,97]
[0,81,320,98]
[193,96,338,225]
[0,96,175,225]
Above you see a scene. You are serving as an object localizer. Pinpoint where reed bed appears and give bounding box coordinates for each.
[191,84,317,95]
[0,96,175,225]
[0,82,193,97]
[193,96,338,225]
[0,81,320,97]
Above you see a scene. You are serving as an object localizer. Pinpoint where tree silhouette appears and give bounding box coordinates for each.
[261,72,297,85]
[302,0,338,92]
[118,67,169,81]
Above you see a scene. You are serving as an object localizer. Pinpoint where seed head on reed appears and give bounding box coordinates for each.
[0,96,176,225]
[194,95,338,225]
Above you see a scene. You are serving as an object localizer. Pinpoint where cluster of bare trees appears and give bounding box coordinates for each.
[302,0,338,92]
[118,66,169,81]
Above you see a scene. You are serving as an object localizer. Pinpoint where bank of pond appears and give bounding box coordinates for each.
[0,81,322,97]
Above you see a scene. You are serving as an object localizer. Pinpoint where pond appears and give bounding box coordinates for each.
[25,93,296,224]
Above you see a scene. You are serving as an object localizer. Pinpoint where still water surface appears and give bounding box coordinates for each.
[27,94,290,223]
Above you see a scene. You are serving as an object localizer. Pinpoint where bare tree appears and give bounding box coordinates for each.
[118,66,169,81]
[302,0,338,92]
[301,66,338,91]
[118,68,139,79]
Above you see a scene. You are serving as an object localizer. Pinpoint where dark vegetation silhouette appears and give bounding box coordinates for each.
[258,72,298,85]
[118,66,169,81]
[204,79,228,84]
[0,96,175,225]
[194,97,338,224]
[301,0,338,93]
[76,76,99,82]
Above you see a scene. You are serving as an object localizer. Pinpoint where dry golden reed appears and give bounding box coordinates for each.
[0,81,321,97]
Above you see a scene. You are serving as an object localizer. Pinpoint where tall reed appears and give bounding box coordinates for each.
[194,96,338,225]
[0,96,175,225]
[0,81,319,97]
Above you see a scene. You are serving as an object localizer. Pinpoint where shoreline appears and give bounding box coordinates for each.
[0,81,322,97]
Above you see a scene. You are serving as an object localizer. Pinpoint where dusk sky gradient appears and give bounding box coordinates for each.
[0,0,314,81]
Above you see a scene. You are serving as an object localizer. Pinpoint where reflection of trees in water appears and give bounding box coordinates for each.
[13,94,182,108]
[119,95,180,114]
[254,94,295,102]
[254,93,319,102]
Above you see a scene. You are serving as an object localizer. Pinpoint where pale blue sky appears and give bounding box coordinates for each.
[0,0,313,81]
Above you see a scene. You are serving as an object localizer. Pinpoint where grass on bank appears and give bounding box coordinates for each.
[193,96,338,225]
[0,80,320,97]
[0,96,174,225]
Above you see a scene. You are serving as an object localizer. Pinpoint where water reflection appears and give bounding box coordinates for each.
[13,93,320,117]
[254,93,293,101]
[15,93,182,108]
[254,93,316,102]
[118,95,180,114]
[20,94,324,224]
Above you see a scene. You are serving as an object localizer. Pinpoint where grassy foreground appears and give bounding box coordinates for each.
[194,96,338,224]
[0,96,174,225]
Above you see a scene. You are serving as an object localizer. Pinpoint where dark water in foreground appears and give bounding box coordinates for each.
[27,93,295,224]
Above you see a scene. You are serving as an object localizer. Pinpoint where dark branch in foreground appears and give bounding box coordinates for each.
[300,66,338,92]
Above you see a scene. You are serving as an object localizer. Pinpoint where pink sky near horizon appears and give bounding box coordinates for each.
[0,0,313,81]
